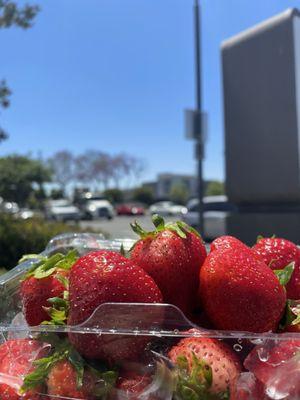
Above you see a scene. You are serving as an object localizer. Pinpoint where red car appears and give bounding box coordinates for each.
[116,203,145,216]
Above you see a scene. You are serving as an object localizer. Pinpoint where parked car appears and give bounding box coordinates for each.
[81,196,115,220]
[116,203,145,216]
[1,201,19,215]
[45,199,81,222]
[17,208,41,220]
[183,196,237,240]
[149,201,187,216]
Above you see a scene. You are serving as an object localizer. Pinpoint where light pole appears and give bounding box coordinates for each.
[194,0,204,234]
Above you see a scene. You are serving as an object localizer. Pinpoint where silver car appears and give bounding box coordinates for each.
[46,199,81,222]
[183,196,237,240]
[149,201,187,216]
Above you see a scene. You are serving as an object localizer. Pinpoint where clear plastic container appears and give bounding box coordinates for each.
[0,233,299,400]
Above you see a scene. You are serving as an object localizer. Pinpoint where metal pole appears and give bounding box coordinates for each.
[194,0,204,234]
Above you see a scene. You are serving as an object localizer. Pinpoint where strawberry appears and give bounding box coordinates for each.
[20,250,78,326]
[68,250,163,364]
[252,237,300,299]
[210,235,249,253]
[231,372,267,400]
[199,245,286,332]
[21,274,66,326]
[244,339,300,398]
[114,372,156,400]
[168,329,242,398]
[130,215,206,316]
[244,339,300,385]
[113,361,175,400]
[0,339,49,400]
[47,360,95,400]
[21,333,117,400]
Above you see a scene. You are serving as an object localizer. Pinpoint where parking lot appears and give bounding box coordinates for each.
[79,215,178,239]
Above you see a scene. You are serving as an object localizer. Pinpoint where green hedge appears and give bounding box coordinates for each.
[0,215,86,270]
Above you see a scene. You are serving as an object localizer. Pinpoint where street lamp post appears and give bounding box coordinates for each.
[194,0,204,234]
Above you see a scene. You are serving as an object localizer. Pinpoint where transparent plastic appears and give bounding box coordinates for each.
[0,233,299,400]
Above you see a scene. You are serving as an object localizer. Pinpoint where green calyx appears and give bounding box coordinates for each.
[280,300,300,330]
[174,353,229,400]
[256,234,276,244]
[21,249,78,281]
[21,333,118,397]
[42,293,70,326]
[274,262,295,287]
[130,214,201,241]
[91,370,118,398]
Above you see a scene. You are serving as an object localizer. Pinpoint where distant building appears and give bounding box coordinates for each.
[143,173,197,200]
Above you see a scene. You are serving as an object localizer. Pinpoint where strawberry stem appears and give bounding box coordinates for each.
[152,214,165,230]
[130,220,151,239]
[130,215,202,241]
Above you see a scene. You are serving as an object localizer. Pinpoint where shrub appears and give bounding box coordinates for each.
[0,214,87,270]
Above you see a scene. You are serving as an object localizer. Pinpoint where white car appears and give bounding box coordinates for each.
[1,201,19,214]
[183,196,237,240]
[83,197,115,220]
[46,199,81,222]
[149,201,187,216]
[18,208,39,220]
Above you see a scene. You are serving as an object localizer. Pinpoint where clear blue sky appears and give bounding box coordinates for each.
[0,0,299,183]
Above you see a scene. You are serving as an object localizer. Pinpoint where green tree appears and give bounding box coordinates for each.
[103,188,124,204]
[170,183,189,204]
[0,1,39,141]
[205,181,225,196]
[0,155,51,206]
[132,187,154,205]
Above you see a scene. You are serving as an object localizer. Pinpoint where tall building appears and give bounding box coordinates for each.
[222,8,300,243]
[222,8,300,204]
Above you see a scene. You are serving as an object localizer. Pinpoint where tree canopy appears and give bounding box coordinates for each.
[205,180,225,196]
[0,155,51,206]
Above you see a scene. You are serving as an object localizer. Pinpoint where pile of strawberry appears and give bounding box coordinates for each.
[1,215,300,399]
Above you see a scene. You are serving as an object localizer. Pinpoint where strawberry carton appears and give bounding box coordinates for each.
[0,217,300,400]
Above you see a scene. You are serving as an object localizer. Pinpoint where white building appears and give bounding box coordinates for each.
[155,173,197,199]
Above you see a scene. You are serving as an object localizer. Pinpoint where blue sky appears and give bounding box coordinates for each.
[0,0,299,183]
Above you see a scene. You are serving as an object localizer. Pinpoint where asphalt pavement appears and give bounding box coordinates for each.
[79,215,177,239]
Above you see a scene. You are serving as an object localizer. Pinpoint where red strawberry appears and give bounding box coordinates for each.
[0,339,48,400]
[285,323,300,333]
[21,273,66,326]
[168,330,242,398]
[199,245,286,332]
[20,250,78,326]
[231,372,267,400]
[68,250,163,364]
[210,235,249,253]
[244,339,300,398]
[47,360,95,400]
[252,237,300,299]
[115,372,157,400]
[130,216,206,315]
